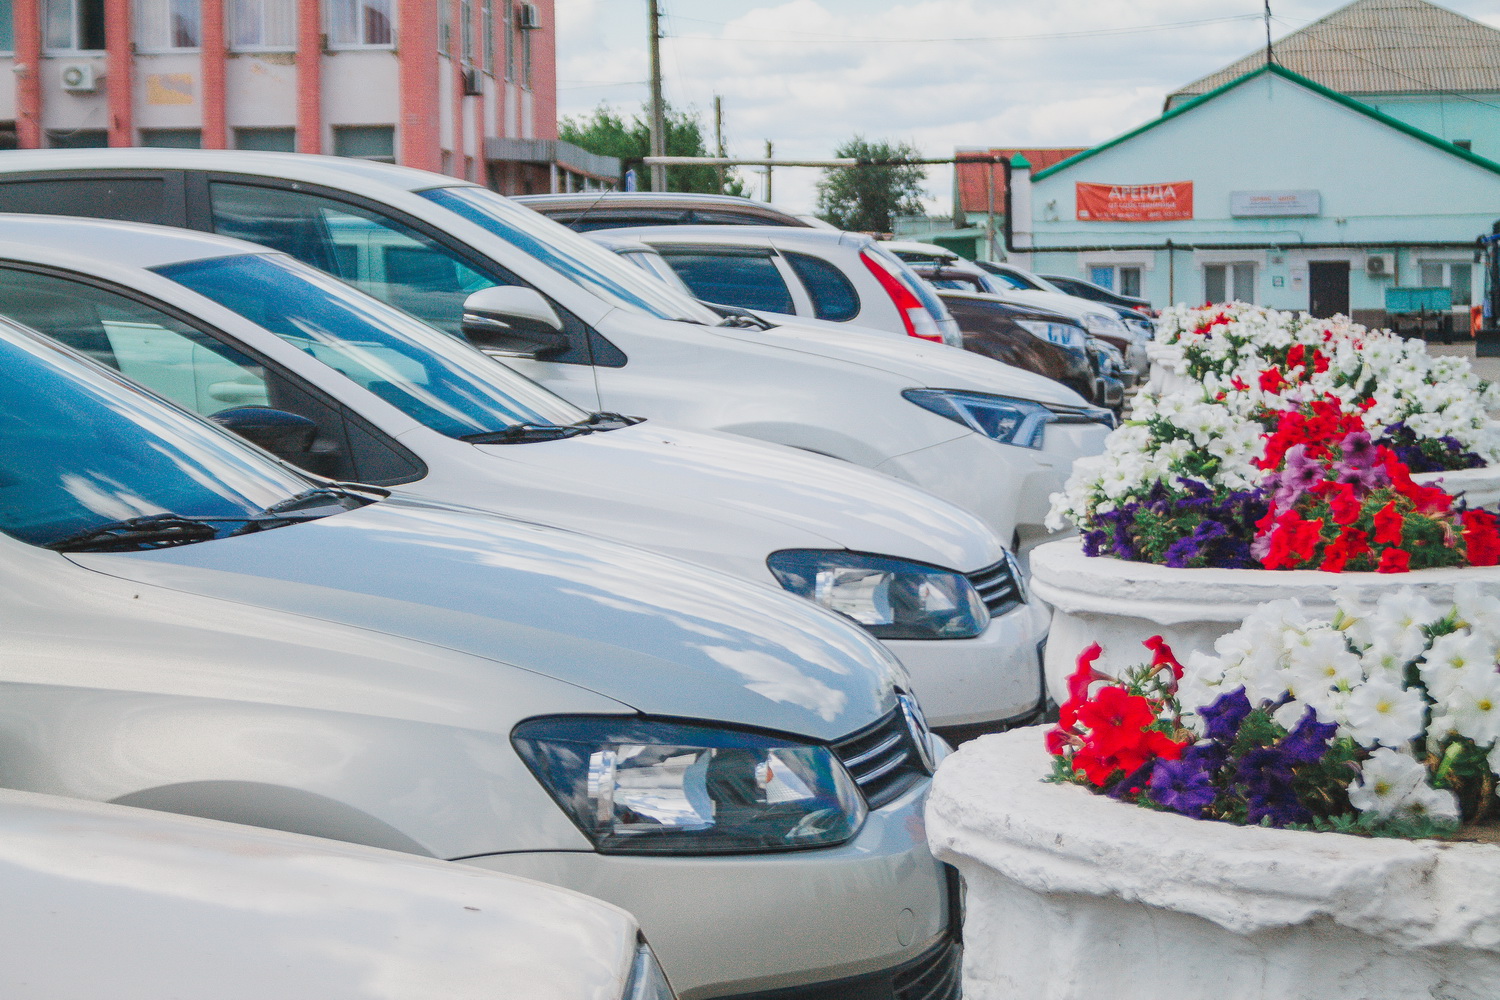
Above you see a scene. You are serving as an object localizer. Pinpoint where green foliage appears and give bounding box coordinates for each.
[558,102,742,195]
[1289,810,1460,840]
[814,136,927,232]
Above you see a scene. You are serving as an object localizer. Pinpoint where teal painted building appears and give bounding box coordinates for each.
[1022,0,1500,324]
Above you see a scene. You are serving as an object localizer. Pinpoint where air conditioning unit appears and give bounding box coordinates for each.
[1366,252,1395,277]
[461,66,484,97]
[518,3,541,29]
[59,63,97,94]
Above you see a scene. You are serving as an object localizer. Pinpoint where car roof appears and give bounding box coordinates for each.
[0,148,477,195]
[0,213,272,269]
[881,241,960,259]
[518,190,805,212]
[594,224,870,250]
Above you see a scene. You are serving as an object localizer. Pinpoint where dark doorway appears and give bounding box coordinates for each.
[1309,260,1350,318]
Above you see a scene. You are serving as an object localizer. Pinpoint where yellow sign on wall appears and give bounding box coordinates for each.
[145,74,195,106]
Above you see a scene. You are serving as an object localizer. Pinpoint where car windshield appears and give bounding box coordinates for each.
[0,320,315,548]
[156,253,591,439]
[421,186,726,327]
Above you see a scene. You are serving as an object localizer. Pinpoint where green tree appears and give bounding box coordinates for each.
[559,101,742,195]
[815,136,927,232]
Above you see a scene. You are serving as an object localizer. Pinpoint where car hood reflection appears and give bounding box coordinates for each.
[71,498,902,741]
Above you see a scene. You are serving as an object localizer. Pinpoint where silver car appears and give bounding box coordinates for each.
[0,317,957,999]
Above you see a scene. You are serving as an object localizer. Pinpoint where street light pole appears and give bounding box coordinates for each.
[647,0,667,192]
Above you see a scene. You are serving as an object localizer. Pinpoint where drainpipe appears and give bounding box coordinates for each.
[1008,153,1033,268]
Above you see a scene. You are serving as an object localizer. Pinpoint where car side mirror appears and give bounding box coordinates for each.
[461,286,568,360]
[211,406,318,456]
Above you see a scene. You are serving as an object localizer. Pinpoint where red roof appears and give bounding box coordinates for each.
[955,148,1086,215]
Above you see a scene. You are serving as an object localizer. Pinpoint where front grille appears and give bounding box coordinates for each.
[967,558,1022,617]
[893,935,962,1000]
[832,708,928,809]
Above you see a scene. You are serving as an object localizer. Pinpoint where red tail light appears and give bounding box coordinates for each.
[860,250,943,342]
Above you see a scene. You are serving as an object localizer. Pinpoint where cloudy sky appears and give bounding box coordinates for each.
[556,0,1500,213]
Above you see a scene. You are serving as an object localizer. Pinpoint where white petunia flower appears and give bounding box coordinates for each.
[1419,631,1497,701]
[1339,676,1428,748]
[1347,748,1431,819]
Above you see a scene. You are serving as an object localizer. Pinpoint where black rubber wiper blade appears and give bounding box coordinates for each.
[572,411,643,430]
[459,423,591,444]
[253,486,372,519]
[47,514,226,553]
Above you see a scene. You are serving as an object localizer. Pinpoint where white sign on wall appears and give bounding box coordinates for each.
[1229,190,1322,217]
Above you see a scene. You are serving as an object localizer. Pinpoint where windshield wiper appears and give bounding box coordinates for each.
[459,422,593,444]
[47,514,229,553]
[250,485,376,519]
[572,411,643,430]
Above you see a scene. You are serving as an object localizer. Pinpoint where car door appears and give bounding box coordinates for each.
[197,177,604,410]
[0,264,424,486]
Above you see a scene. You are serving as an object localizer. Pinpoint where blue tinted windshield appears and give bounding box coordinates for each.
[156,254,590,439]
[0,324,311,548]
[422,186,725,326]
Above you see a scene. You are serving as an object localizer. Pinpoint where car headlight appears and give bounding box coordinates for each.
[767,550,988,640]
[1081,311,1127,336]
[904,388,1112,447]
[623,940,677,1000]
[1015,319,1085,350]
[512,717,867,854]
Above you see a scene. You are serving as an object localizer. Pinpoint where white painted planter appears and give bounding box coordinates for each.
[1029,539,1500,704]
[1414,464,1500,509]
[927,727,1500,1000]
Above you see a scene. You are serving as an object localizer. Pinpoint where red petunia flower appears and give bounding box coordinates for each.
[1372,500,1403,546]
[1377,548,1411,574]
[1259,368,1288,393]
[1464,509,1500,567]
[1142,634,1184,680]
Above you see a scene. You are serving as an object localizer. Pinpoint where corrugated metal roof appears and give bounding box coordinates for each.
[953,148,1086,215]
[1167,0,1500,106]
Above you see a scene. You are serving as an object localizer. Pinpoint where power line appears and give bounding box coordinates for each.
[658,12,1266,45]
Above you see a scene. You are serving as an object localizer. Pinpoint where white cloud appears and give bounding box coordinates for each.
[557,0,1500,213]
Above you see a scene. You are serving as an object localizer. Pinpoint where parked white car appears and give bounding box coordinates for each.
[0,317,958,999]
[595,224,965,348]
[0,150,1110,554]
[0,789,673,1000]
[0,215,1046,731]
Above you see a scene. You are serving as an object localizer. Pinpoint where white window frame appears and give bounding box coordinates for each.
[326,0,395,50]
[1416,257,1476,308]
[44,0,106,53]
[1203,262,1258,305]
[228,0,296,52]
[134,0,201,53]
[1083,263,1145,297]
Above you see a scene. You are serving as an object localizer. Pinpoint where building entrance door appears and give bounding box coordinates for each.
[1309,261,1350,318]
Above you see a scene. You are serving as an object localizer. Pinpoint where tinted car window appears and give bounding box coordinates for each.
[784,252,858,322]
[210,182,503,337]
[0,177,176,225]
[656,250,795,314]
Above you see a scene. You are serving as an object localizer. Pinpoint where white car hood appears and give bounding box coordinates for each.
[449,422,1004,576]
[0,789,638,1000]
[73,498,903,742]
[986,288,1109,325]
[715,317,1091,406]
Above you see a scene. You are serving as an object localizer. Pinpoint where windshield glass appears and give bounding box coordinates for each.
[157,254,590,439]
[0,321,312,548]
[422,186,725,326]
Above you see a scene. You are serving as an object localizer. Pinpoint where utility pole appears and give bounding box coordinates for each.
[714,95,724,193]
[1264,1,1274,66]
[764,140,773,202]
[647,0,667,191]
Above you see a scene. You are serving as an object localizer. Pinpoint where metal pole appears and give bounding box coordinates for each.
[764,140,773,202]
[1264,1,1273,66]
[985,158,997,261]
[714,95,724,193]
[647,0,666,191]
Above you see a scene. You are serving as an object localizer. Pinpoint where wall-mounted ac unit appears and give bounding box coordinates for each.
[59,63,97,93]
[461,67,484,97]
[518,3,541,29]
[1366,253,1395,277]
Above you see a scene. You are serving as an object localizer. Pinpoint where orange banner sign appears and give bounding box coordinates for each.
[1075,181,1193,222]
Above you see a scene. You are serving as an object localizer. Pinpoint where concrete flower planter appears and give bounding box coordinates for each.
[927,727,1500,1000]
[1028,539,1500,703]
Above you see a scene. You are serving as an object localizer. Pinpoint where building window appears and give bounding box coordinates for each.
[461,0,473,63]
[1204,263,1256,304]
[482,0,494,72]
[136,0,200,50]
[234,127,296,151]
[46,128,108,148]
[230,0,295,50]
[333,124,395,161]
[438,0,450,54]
[1420,261,1474,307]
[522,16,531,88]
[504,0,514,81]
[1087,264,1143,298]
[328,0,393,47]
[45,0,106,51]
[0,0,15,51]
[141,127,202,148]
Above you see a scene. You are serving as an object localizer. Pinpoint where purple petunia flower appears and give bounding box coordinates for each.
[1338,430,1378,469]
[1279,705,1339,766]
[1237,745,1313,827]
[1148,752,1218,817]
[1198,687,1252,744]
